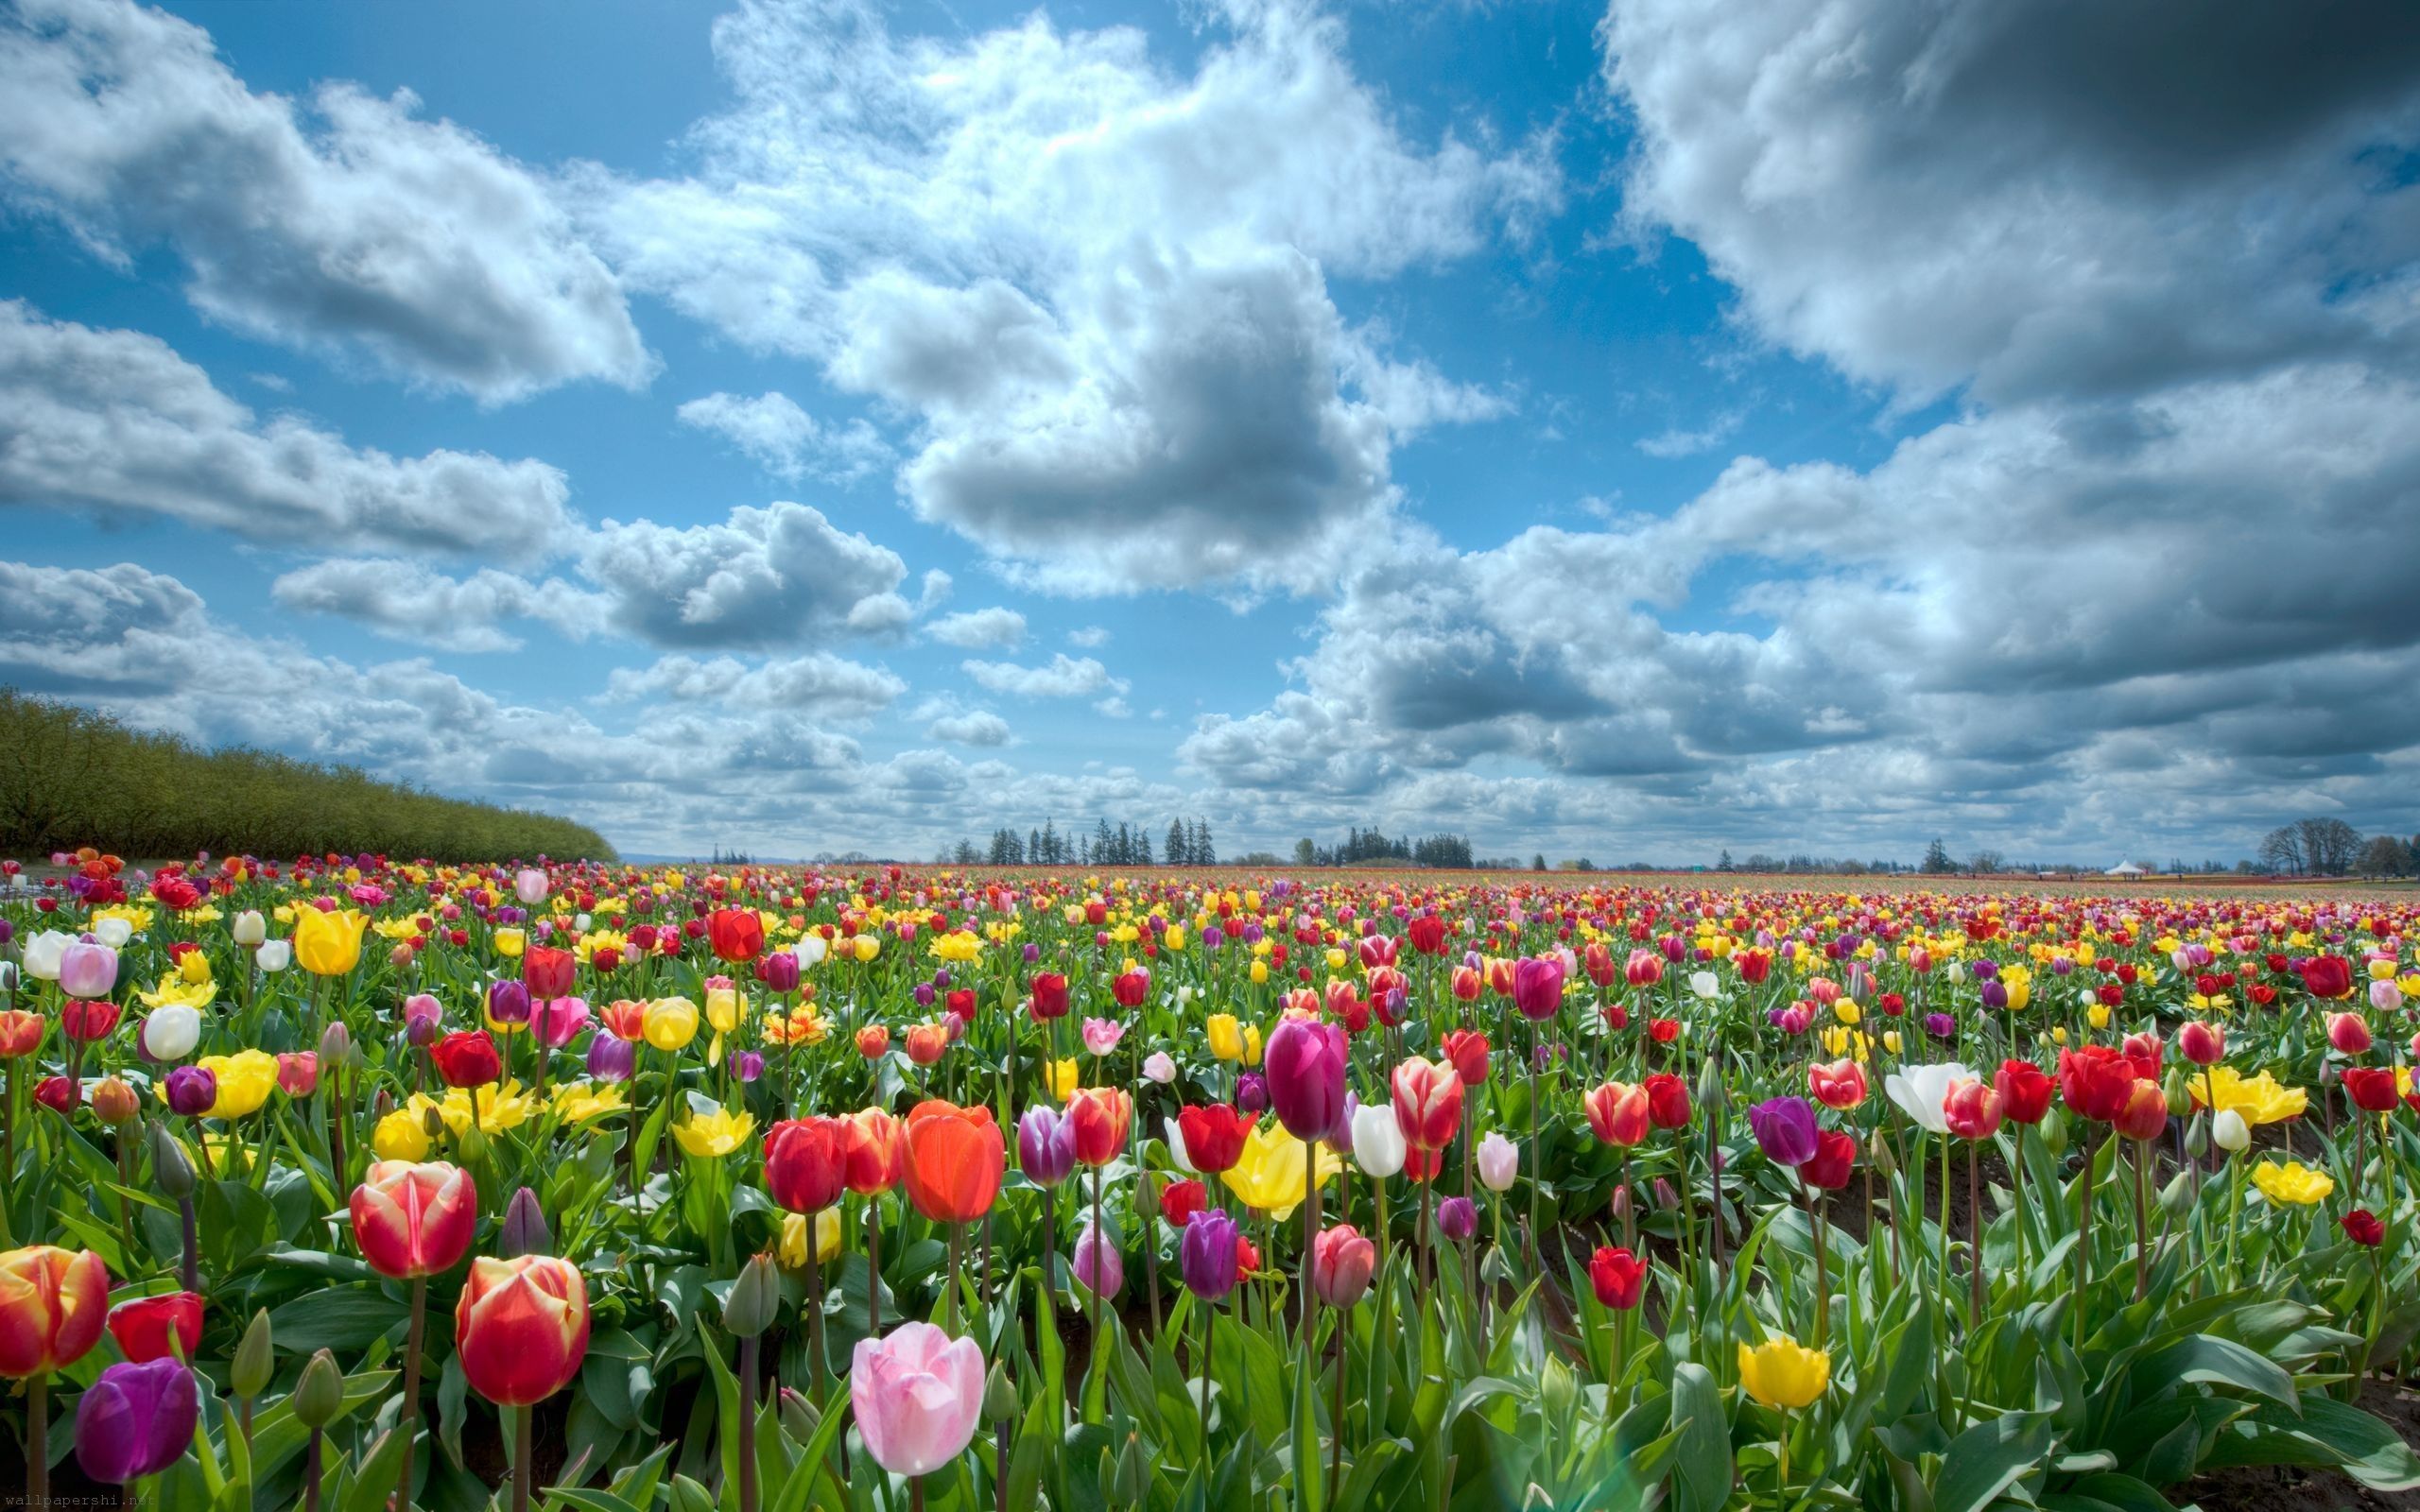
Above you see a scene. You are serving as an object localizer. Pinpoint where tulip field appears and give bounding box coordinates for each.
[7,854,2420,1511]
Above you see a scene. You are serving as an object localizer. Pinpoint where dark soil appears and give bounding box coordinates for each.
[2184,1381,2420,1512]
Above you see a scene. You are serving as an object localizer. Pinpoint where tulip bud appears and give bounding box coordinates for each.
[293,1349,345,1428]
[1541,1355,1580,1428]
[669,1476,717,1512]
[1480,1244,1513,1284]
[1865,1129,1896,1177]
[778,1386,819,1440]
[233,1309,274,1400]
[91,1076,138,1125]
[149,1121,195,1199]
[232,910,267,947]
[2036,1106,2069,1156]
[499,1187,552,1260]
[2184,1113,2208,1160]
[983,1360,1018,1422]
[723,1254,780,1339]
[2162,1067,2191,1116]
[1111,1427,1150,1504]
[319,1020,354,1067]
[2212,1108,2251,1153]
[2157,1170,2195,1222]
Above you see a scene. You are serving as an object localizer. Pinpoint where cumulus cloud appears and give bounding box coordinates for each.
[962,653,1128,700]
[270,558,609,652]
[924,608,1027,650]
[676,389,892,482]
[0,0,649,402]
[0,301,574,560]
[923,709,1014,747]
[578,501,910,650]
[579,0,1555,593]
[602,651,905,718]
[1600,0,2420,404]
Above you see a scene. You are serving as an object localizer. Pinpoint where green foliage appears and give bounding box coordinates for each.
[0,687,613,862]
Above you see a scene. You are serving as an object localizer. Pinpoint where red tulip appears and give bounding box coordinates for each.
[522,946,576,1000]
[1063,1087,1132,1167]
[2112,1080,2168,1143]
[1808,1059,1867,1110]
[1588,1246,1647,1309]
[2299,955,2355,1000]
[2176,1022,2224,1066]
[105,1293,202,1365]
[1111,971,1150,1008]
[763,1117,849,1212]
[1176,1104,1250,1175]
[2342,1066,2400,1114]
[1994,1059,2053,1125]
[351,1161,478,1279]
[1797,1129,1857,1191]
[1582,1081,1650,1148]
[1407,917,1446,956]
[1643,1072,1691,1130]
[1029,973,1070,1021]
[1440,1029,1490,1086]
[454,1255,589,1406]
[0,1246,110,1377]
[706,908,765,964]
[902,1101,1005,1223]
[1160,1178,1207,1228]
[2343,1209,2386,1247]
[1943,1078,2004,1140]
[2056,1046,2136,1123]
[840,1108,905,1194]
[430,1031,502,1090]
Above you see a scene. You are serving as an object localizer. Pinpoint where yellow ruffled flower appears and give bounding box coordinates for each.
[1221,1121,1341,1223]
[423,1081,536,1136]
[292,908,369,976]
[199,1050,279,1119]
[765,1008,828,1045]
[137,974,215,1012]
[90,904,155,936]
[2251,1159,2333,1207]
[674,1105,755,1159]
[1819,1025,1869,1060]
[780,1209,842,1267]
[372,1107,432,1161]
[550,1080,628,1123]
[2191,1066,2308,1125]
[1737,1337,1830,1409]
[575,930,630,965]
[176,950,213,986]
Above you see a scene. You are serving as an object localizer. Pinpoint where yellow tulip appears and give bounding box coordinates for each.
[1206,1014,1245,1062]
[1832,1002,1860,1026]
[176,950,213,986]
[2085,1003,2111,1030]
[644,997,700,1052]
[851,936,880,963]
[2251,1159,2333,1207]
[492,927,527,958]
[198,1050,279,1119]
[292,908,369,976]
[2000,965,2031,1011]
[372,1107,431,1162]
[1221,1121,1341,1222]
[550,1081,628,1123]
[674,1105,756,1159]
[1165,926,1185,952]
[780,1209,842,1267]
[1881,1030,1903,1055]
[137,974,215,1012]
[1045,1057,1080,1101]
[1250,960,1270,985]
[1737,1337,1830,1409]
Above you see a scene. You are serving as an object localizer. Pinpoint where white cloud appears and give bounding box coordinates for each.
[1066,625,1110,648]
[1634,410,1742,458]
[602,651,905,718]
[270,558,609,652]
[924,709,1013,747]
[925,607,1028,650]
[578,0,1556,593]
[676,389,892,482]
[0,301,574,560]
[0,0,648,403]
[578,501,909,650]
[961,652,1128,699]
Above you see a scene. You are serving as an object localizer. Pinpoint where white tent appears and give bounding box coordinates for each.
[2105,861,2148,877]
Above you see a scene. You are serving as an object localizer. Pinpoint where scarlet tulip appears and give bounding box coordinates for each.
[2342,1066,2400,1114]
[522,946,576,999]
[454,1255,590,1405]
[1588,1246,1647,1309]
[1176,1103,1251,1175]
[105,1292,202,1364]
[2057,1046,2136,1123]
[1440,1029,1490,1086]
[706,908,765,964]
[1994,1059,2054,1125]
[351,1161,478,1279]
[430,1031,502,1090]
[2300,955,2355,1000]
[902,1101,1005,1223]
[1029,972,1070,1021]
[2112,1080,2168,1143]
[763,1117,849,1212]
[1797,1129,1857,1190]
[1643,1071,1691,1129]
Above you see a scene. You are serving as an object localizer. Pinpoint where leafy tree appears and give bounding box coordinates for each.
[1921,838,1956,874]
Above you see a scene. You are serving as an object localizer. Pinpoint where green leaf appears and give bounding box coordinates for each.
[1930,1409,2051,1512]
[270,1282,410,1352]
[1668,1362,1731,1512]
[2129,1334,2298,1412]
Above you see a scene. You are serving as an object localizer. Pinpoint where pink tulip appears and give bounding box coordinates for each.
[850,1322,984,1477]
[531,997,593,1049]
[275,1053,319,1097]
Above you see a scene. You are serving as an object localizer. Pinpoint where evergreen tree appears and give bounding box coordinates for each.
[1922,838,1955,874]
[1167,819,1188,866]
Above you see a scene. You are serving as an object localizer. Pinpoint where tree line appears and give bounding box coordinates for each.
[945,817,1218,868]
[1291,827,1479,869]
[0,689,614,864]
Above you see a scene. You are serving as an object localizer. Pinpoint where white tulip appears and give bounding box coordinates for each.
[797,935,828,967]
[143,1004,201,1060]
[2212,1109,2251,1153]
[1351,1103,1407,1178]
[93,917,133,949]
[1883,1060,1976,1136]
[1688,971,1720,1000]
[22,930,72,981]
[1143,1051,1176,1085]
[1163,1115,1197,1173]
[231,910,267,946]
[255,939,293,973]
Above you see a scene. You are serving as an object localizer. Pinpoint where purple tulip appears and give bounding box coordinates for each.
[164,1065,216,1117]
[76,1358,199,1483]
[1511,956,1565,1022]
[1748,1096,1819,1168]
[487,979,531,1026]
[762,952,801,993]
[1235,1073,1270,1117]
[586,1035,635,1083]
[1182,1209,1240,1300]
[1071,1221,1123,1298]
[1925,1012,1957,1040]
[1979,980,2008,1011]
[1018,1106,1077,1187]
[1437,1196,1477,1243]
[727,1050,765,1083]
[1022,943,1041,964]
[1265,1020,1348,1141]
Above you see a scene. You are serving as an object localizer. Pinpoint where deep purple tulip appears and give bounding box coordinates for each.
[76,1358,199,1483]
[1437,1196,1477,1243]
[1748,1096,1819,1168]
[1511,955,1565,1021]
[1182,1209,1240,1301]
[761,952,801,993]
[586,1035,635,1083]
[1925,1012,1957,1040]
[1235,1073,1270,1117]
[1018,1105,1077,1187]
[727,1050,765,1083]
[164,1065,216,1117]
[1265,1020,1348,1141]
[1979,980,2008,1011]
[487,979,531,1026]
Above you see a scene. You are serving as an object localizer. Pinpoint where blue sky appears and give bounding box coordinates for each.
[3,0,2416,865]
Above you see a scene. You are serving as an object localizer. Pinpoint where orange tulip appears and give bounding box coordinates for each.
[1582,1081,1651,1148]
[454,1255,590,1406]
[840,1108,905,1195]
[0,1010,43,1058]
[1063,1086,1132,1166]
[351,1161,478,1280]
[902,1101,1005,1223]
[0,1246,109,1378]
